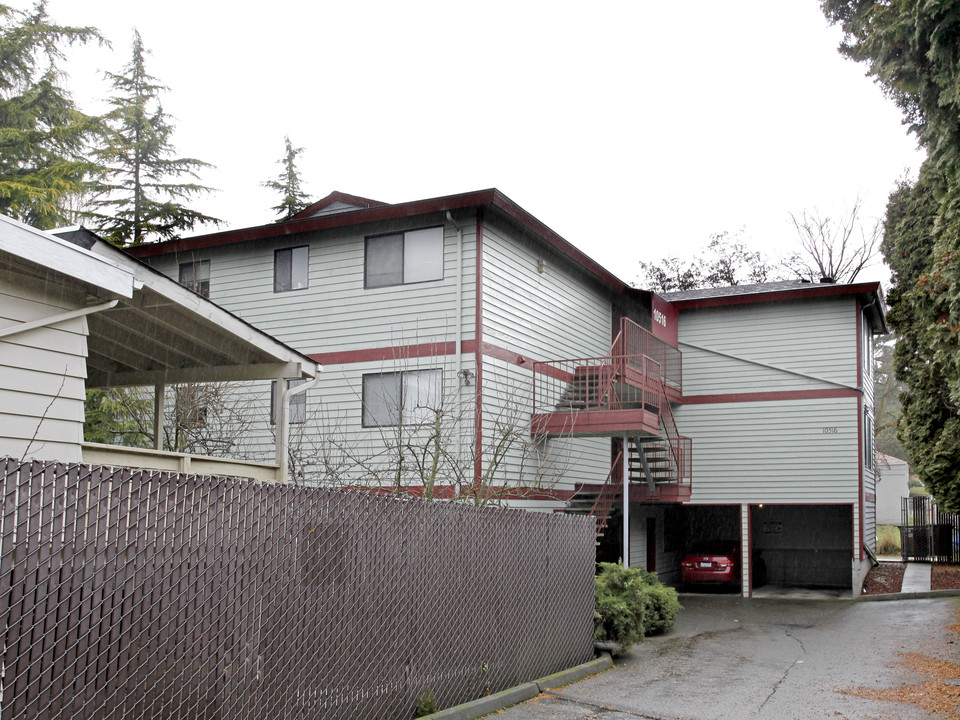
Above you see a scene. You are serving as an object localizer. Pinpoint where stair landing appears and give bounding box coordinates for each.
[531,408,661,438]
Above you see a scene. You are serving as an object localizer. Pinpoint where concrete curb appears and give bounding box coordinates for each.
[422,653,613,720]
[858,588,960,602]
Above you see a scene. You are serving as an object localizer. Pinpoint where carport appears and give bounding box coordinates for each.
[630,503,855,597]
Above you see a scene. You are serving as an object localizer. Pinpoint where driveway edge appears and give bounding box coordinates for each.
[423,654,613,720]
[859,588,960,602]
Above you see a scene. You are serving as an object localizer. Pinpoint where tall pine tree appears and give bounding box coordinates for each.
[86,30,218,245]
[262,135,309,221]
[823,1,960,508]
[0,2,104,228]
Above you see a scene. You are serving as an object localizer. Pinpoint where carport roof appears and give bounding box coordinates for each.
[1,215,319,388]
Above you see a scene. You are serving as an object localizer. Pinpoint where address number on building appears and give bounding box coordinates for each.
[823,427,839,434]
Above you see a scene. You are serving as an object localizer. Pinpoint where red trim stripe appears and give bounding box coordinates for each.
[857,300,864,562]
[682,388,859,404]
[310,341,456,366]
[668,282,882,310]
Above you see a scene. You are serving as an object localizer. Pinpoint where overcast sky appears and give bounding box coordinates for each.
[24,0,925,286]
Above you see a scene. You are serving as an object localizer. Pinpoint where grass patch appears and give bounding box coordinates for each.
[877,524,901,555]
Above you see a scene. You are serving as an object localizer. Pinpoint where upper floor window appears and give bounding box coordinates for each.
[179,260,210,298]
[275,246,309,293]
[362,369,442,427]
[365,227,443,288]
[861,313,873,379]
[271,379,308,425]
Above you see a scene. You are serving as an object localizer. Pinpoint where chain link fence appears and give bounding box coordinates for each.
[0,458,595,719]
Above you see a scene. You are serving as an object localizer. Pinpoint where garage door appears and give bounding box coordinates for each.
[751,504,852,589]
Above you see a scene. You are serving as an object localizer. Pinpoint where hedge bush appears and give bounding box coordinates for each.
[594,561,681,655]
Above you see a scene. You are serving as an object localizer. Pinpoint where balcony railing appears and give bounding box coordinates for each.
[81,443,282,483]
[611,318,682,391]
[531,354,665,437]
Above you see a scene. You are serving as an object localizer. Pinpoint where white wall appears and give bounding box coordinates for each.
[147,212,476,355]
[0,273,88,462]
[680,298,857,395]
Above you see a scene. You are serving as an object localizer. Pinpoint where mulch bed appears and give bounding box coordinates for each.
[861,562,906,595]
[933,564,960,591]
[861,563,960,594]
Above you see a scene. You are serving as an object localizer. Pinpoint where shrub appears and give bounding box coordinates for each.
[413,687,437,717]
[594,561,681,655]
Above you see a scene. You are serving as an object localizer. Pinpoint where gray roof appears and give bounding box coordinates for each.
[661,280,812,302]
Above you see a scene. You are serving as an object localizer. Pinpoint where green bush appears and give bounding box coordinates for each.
[594,562,681,655]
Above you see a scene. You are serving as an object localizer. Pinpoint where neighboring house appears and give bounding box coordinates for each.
[128,190,885,597]
[876,453,910,526]
[0,214,318,480]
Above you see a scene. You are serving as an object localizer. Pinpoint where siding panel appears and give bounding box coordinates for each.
[0,286,87,462]
[675,397,860,504]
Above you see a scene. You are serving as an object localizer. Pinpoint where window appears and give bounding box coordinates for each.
[271,379,308,424]
[365,227,443,288]
[864,409,874,471]
[175,385,207,428]
[179,260,210,298]
[362,369,442,427]
[274,246,309,292]
[861,315,873,378]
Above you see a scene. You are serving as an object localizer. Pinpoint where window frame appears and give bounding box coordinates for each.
[863,408,875,472]
[178,259,210,298]
[361,369,443,428]
[364,226,444,289]
[271,379,308,425]
[274,245,310,293]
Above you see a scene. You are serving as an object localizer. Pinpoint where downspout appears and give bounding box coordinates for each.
[474,209,485,493]
[446,211,465,471]
[277,372,321,482]
[0,300,119,340]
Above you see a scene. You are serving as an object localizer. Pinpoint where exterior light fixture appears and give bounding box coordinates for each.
[457,369,474,386]
[538,260,547,274]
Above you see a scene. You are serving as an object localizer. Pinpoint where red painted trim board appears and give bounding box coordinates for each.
[682,389,859,405]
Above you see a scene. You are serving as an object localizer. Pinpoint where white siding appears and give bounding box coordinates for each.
[147,213,477,355]
[676,397,860,504]
[482,221,612,361]
[680,298,858,395]
[0,276,88,462]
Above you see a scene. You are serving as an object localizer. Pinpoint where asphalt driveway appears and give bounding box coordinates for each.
[494,594,959,720]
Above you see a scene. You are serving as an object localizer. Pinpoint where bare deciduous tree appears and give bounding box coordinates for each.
[784,198,881,283]
[283,368,574,504]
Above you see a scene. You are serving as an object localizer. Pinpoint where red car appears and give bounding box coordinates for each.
[680,544,740,588]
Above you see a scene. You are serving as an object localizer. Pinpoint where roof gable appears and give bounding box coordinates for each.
[290,191,387,220]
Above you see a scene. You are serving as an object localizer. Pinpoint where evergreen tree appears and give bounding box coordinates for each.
[262,135,309,221]
[822,1,960,509]
[0,2,104,228]
[86,30,218,245]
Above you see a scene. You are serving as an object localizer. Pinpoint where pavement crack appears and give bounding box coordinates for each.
[758,629,805,713]
[543,691,671,719]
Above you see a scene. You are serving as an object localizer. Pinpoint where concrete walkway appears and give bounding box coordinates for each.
[901,561,932,593]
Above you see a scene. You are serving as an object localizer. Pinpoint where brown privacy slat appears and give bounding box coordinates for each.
[0,459,593,720]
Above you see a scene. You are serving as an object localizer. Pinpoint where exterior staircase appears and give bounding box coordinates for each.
[532,318,692,536]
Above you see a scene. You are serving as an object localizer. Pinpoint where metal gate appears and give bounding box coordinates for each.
[900,496,960,563]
